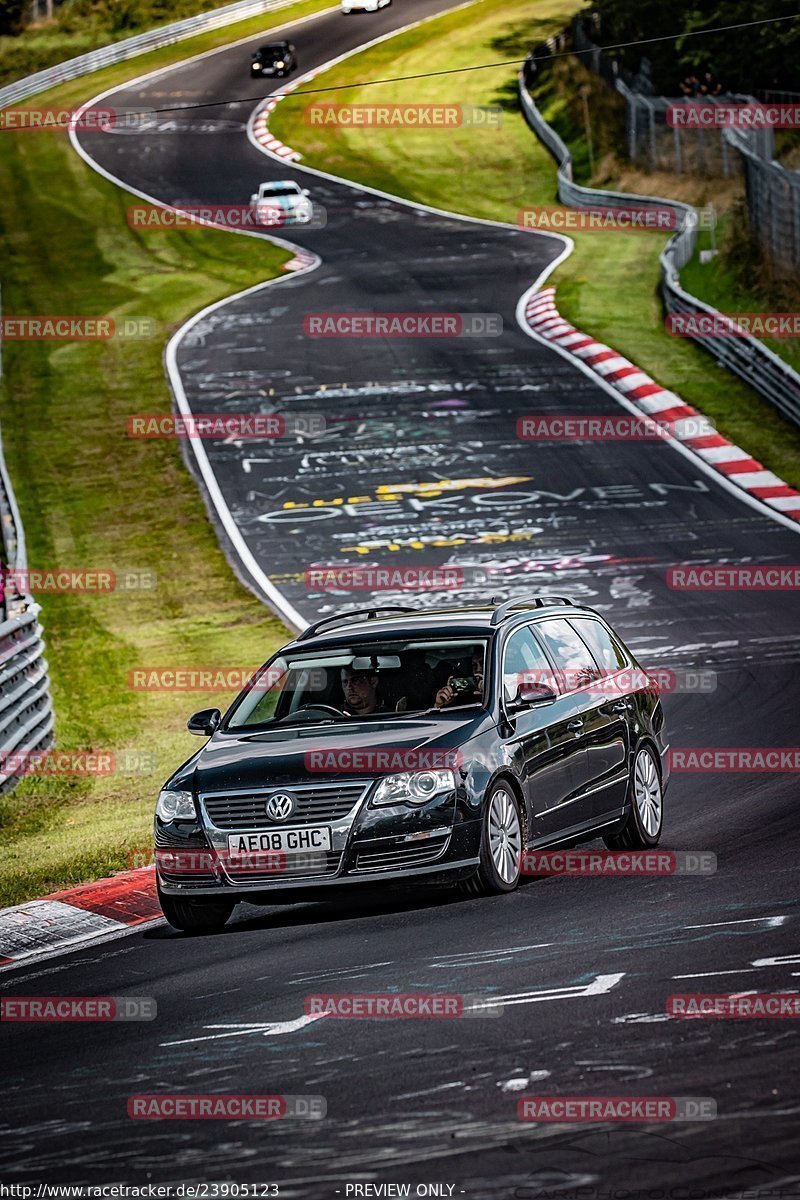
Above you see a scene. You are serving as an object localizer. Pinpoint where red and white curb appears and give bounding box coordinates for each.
[0,867,160,969]
[250,68,326,163]
[524,287,800,524]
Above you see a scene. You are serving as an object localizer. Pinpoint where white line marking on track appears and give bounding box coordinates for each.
[162,1012,326,1046]
[494,972,625,1007]
[685,916,788,929]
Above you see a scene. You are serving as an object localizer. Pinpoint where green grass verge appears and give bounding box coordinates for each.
[270,0,800,489]
[0,1,336,906]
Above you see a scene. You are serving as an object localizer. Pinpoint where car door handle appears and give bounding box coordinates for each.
[567,719,584,732]
[606,700,628,713]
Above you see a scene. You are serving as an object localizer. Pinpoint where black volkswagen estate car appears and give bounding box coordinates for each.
[155,597,669,932]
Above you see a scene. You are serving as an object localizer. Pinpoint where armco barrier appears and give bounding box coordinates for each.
[0,288,54,792]
[0,608,54,793]
[519,67,800,430]
[0,0,311,109]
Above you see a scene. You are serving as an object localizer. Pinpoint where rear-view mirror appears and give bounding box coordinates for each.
[351,655,401,671]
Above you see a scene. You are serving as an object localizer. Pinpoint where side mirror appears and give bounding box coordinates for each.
[301,188,310,196]
[508,682,557,712]
[187,708,221,736]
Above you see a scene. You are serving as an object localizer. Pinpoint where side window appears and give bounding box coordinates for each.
[502,627,555,703]
[536,619,602,691]
[569,618,628,673]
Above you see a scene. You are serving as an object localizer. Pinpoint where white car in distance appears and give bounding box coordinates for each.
[341,0,391,12]
[249,180,313,226]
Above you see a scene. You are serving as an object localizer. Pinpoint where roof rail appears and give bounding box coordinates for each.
[489,594,574,626]
[295,606,417,643]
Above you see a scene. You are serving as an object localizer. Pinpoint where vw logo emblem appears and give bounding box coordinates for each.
[265,792,296,822]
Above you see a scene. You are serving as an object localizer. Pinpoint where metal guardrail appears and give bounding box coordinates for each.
[725,127,800,278]
[518,68,800,430]
[0,0,305,109]
[0,287,54,791]
[0,609,54,792]
[570,16,800,276]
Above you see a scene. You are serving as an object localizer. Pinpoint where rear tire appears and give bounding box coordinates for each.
[461,782,524,897]
[158,887,235,934]
[603,743,663,850]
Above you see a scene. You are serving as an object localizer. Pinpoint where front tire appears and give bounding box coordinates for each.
[462,782,524,896]
[603,743,663,850]
[158,887,235,934]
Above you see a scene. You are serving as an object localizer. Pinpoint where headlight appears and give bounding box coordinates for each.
[371,769,455,807]
[156,789,196,821]
[275,61,285,68]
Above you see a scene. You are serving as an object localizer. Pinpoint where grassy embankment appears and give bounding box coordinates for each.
[0,0,334,905]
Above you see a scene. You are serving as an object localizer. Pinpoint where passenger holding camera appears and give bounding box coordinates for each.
[434,649,485,709]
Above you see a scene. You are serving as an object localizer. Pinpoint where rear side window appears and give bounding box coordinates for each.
[502,627,554,703]
[569,618,628,673]
[536,619,602,691]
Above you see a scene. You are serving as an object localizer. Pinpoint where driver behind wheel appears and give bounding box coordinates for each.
[341,665,386,716]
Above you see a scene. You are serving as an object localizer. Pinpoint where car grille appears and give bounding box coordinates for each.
[354,835,450,873]
[224,850,342,884]
[202,781,371,830]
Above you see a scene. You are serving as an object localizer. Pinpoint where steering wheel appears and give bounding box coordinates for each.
[282,703,348,721]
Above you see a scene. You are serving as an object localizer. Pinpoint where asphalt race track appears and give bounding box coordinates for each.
[2,1,800,1194]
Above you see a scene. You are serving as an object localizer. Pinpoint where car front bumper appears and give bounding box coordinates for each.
[156,782,481,898]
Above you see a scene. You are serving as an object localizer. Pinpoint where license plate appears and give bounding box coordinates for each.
[227,826,332,854]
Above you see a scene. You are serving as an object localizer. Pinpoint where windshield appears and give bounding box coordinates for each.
[256,45,288,57]
[225,638,489,730]
[259,184,299,197]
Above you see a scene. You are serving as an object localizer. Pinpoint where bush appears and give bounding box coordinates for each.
[0,0,26,37]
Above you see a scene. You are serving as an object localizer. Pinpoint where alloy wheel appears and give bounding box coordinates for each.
[488,787,522,883]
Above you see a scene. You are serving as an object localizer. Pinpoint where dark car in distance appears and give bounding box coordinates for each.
[155,596,669,932]
[250,41,297,78]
